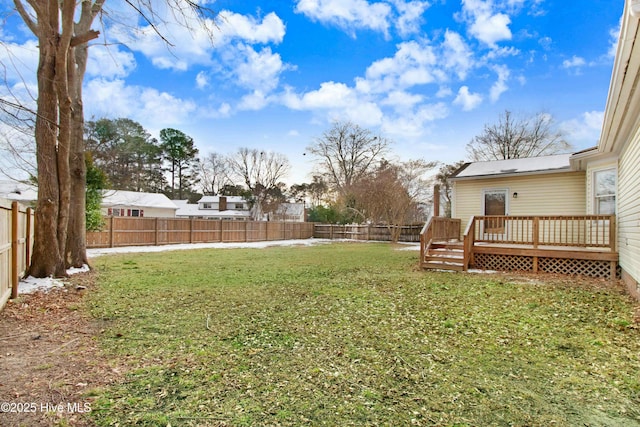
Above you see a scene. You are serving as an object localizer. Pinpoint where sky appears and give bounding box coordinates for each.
[0,0,625,185]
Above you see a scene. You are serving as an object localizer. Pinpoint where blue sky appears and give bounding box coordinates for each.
[0,0,624,184]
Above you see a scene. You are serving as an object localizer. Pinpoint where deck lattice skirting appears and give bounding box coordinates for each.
[473,253,620,279]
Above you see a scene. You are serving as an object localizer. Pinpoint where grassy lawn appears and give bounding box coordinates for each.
[86,242,640,426]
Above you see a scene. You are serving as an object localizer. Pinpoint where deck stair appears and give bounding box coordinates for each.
[422,240,465,271]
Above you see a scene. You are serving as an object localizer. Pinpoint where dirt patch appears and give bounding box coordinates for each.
[0,271,118,427]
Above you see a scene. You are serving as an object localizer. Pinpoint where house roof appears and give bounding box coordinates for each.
[198,195,247,204]
[451,154,572,180]
[174,199,251,218]
[102,190,178,210]
[275,203,305,216]
[0,180,38,203]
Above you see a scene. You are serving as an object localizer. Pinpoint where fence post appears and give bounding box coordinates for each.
[532,217,539,249]
[109,216,115,248]
[26,207,32,268]
[155,217,159,246]
[11,202,19,299]
[190,218,194,244]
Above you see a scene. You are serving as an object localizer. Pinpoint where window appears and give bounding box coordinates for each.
[202,203,212,209]
[130,209,140,217]
[111,208,122,217]
[594,168,616,215]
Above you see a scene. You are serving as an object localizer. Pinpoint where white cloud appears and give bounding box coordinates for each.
[86,45,136,79]
[562,55,586,69]
[196,71,210,89]
[381,90,424,111]
[0,38,38,84]
[238,90,270,111]
[358,40,439,94]
[436,86,453,98]
[453,86,483,111]
[285,81,355,110]
[461,0,512,47]
[110,9,285,72]
[608,23,621,59]
[393,0,430,37]
[489,64,510,102]
[84,78,197,131]
[295,0,392,37]
[560,111,604,145]
[232,45,290,92]
[442,30,475,80]
[216,11,286,45]
[381,102,449,137]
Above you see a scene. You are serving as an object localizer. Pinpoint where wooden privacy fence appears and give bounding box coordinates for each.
[313,224,423,242]
[0,199,34,310]
[87,217,315,248]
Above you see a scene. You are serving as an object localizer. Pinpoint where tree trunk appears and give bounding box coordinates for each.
[53,0,76,276]
[28,22,64,278]
[66,37,90,268]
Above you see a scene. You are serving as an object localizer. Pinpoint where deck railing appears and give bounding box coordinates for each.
[470,215,616,250]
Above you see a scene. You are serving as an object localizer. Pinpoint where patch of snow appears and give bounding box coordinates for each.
[86,238,334,257]
[396,243,420,251]
[19,264,90,294]
[19,276,65,294]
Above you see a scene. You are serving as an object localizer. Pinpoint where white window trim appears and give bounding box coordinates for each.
[591,166,617,215]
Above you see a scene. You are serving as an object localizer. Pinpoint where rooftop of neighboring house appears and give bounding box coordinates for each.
[198,195,247,204]
[101,190,178,210]
[0,180,37,203]
[174,199,251,218]
[450,153,573,180]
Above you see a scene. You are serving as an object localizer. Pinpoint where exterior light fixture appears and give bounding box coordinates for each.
[513,192,518,199]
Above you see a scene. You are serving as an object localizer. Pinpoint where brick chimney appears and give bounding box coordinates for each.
[219,196,227,211]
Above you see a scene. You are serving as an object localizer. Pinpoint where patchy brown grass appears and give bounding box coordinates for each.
[0,271,119,427]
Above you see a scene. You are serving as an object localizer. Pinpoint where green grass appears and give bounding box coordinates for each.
[87,242,640,426]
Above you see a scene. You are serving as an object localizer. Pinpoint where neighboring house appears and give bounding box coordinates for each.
[0,182,178,218]
[450,154,586,237]
[102,190,178,218]
[268,203,306,222]
[175,196,252,220]
[0,180,37,206]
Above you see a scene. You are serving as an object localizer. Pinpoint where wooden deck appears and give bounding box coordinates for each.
[420,215,619,279]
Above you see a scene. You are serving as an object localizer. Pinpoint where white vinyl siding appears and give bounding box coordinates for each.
[453,171,586,238]
[617,127,640,289]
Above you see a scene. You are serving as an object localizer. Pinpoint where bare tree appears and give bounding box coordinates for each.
[226,148,290,220]
[466,110,571,161]
[198,152,230,195]
[433,160,466,217]
[8,0,216,277]
[307,121,390,196]
[353,162,410,241]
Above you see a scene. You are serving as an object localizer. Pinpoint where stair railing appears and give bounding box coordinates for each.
[462,216,476,271]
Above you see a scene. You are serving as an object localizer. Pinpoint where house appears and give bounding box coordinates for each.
[102,190,178,218]
[268,203,306,222]
[421,2,640,300]
[0,180,38,206]
[568,0,640,299]
[175,196,252,220]
[450,154,585,233]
